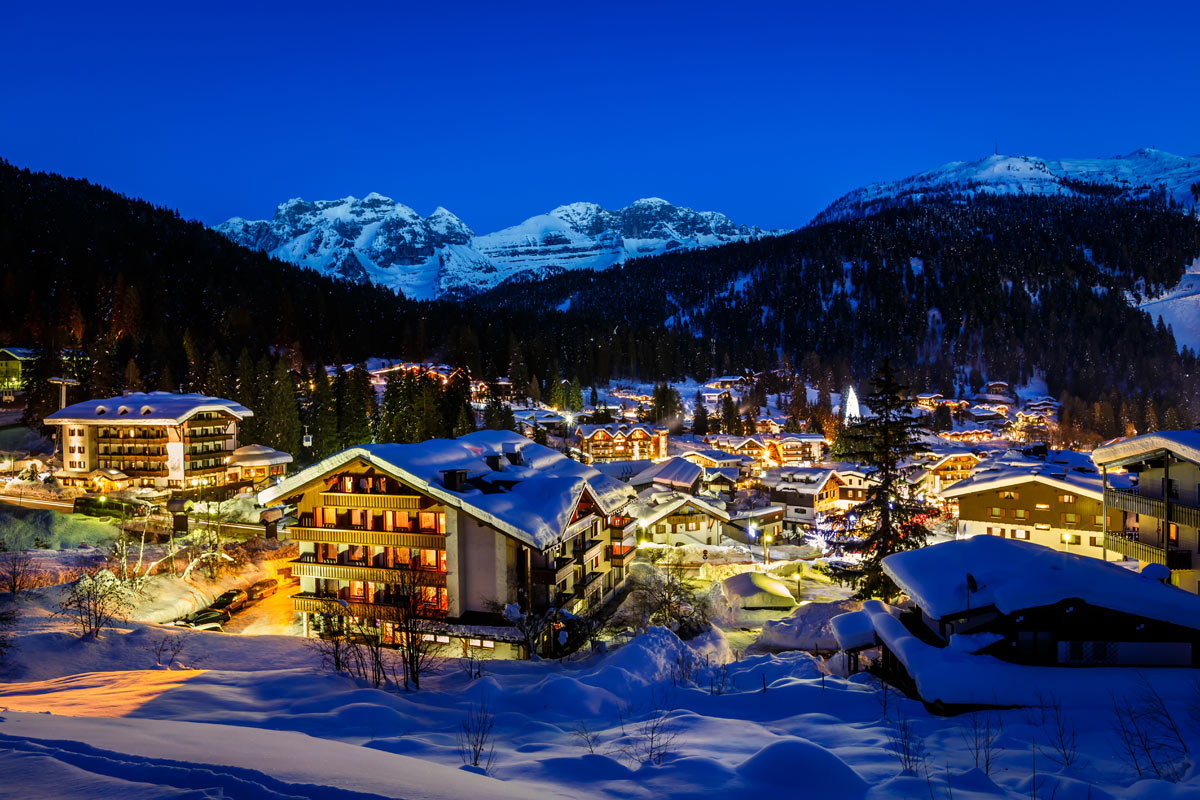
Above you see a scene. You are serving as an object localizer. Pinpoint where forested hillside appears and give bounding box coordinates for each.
[477,194,1200,432]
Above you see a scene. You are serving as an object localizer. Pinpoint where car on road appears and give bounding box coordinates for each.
[209,589,248,613]
[247,579,278,601]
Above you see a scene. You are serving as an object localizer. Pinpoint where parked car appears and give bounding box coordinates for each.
[175,608,230,630]
[209,589,248,613]
[247,579,278,601]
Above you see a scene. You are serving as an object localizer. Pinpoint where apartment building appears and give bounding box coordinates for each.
[759,467,843,534]
[1093,431,1200,594]
[574,423,667,464]
[260,431,636,657]
[45,392,254,491]
[942,448,1125,562]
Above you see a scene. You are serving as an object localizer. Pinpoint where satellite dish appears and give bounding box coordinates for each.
[965,573,979,593]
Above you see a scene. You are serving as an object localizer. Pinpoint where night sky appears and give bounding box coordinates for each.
[3,0,1198,232]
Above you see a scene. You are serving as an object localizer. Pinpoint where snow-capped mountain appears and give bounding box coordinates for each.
[216,196,770,299]
[814,148,1200,223]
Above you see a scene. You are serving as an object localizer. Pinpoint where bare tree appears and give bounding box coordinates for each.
[386,568,446,691]
[144,632,187,669]
[572,720,603,754]
[961,710,1004,776]
[0,542,36,600]
[57,569,135,638]
[0,603,18,664]
[495,601,552,659]
[457,694,497,772]
[626,550,706,637]
[887,704,927,775]
[1111,677,1190,782]
[630,692,680,765]
[307,597,361,675]
[1037,694,1080,768]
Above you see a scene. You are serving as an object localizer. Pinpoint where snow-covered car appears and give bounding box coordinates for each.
[247,579,278,601]
[209,589,248,613]
[175,608,231,629]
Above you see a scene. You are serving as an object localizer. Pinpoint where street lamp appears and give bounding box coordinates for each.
[765,532,773,566]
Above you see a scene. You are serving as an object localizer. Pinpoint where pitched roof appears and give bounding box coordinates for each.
[259,430,633,551]
[629,457,702,490]
[940,448,1129,501]
[45,392,252,425]
[628,491,730,529]
[883,537,1200,631]
[1092,429,1200,468]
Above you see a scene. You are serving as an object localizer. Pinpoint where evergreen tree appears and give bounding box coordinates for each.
[82,339,119,400]
[307,366,339,459]
[567,376,584,412]
[692,391,709,436]
[123,357,143,393]
[203,350,233,399]
[528,373,541,405]
[507,338,529,404]
[931,404,953,431]
[260,359,302,455]
[827,360,930,601]
[482,382,515,431]
[589,384,599,408]
[720,393,740,435]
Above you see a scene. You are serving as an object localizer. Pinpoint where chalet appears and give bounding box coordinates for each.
[765,433,826,465]
[1093,430,1200,595]
[0,347,36,391]
[917,450,983,502]
[574,423,667,464]
[759,467,842,534]
[828,465,877,510]
[701,467,738,499]
[883,537,1200,667]
[627,491,731,547]
[226,444,293,486]
[704,434,769,464]
[260,431,637,657]
[915,392,943,410]
[942,448,1125,562]
[679,448,751,474]
[45,392,261,491]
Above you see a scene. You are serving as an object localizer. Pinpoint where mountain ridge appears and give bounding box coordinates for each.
[216,195,774,299]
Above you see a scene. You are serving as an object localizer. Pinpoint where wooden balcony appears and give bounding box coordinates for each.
[1105,488,1200,530]
[576,538,604,564]
[566,513,598,538]
[607,544,636,568]
[319,492,422,511]
[287,526,445,549]
[532,557,575,586]
[185,432,229,443]
[1103,532,1193,571]
[291,558,447,586]
[578,570,604,598]
[98,435,168,445]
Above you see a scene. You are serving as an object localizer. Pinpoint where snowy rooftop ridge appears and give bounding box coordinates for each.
[939,447,1127,501]
[260,430,634,551]
[883,537,1200,631]
[45,392,253,425]
[1092,428,1200,468]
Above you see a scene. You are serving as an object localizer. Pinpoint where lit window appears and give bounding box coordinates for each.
[1058,494,1076,504]
[1035,523,1051,530]
[999,490,1019,500]
[1012,530,1030,540]
[1035,503,1050,510]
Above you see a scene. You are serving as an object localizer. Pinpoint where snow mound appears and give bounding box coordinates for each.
[736,737,867,795]
[759,599,863,651]
[720,572,796,611]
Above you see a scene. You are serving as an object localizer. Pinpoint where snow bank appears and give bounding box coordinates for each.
[759,599,863,652]
[720,572,796,611]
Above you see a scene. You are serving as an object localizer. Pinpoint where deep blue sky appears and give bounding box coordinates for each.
[3,1,1198,233]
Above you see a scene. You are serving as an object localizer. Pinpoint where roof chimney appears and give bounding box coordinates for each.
[504,441,526,465]
[484,454,503,471]
[440,469,468,492]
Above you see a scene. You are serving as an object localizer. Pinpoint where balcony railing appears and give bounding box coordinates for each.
[532,557,575,586]
[1106,488,1200,529]
[566,514,598,538]
[288,526,445,549]
[319,492,422,511]
[291,557,447,586]
[607,544,636,568]
[1103,531,1193,571]
[578,570,604,597]
[576,538,604,565]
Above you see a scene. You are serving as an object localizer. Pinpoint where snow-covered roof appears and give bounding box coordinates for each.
[228,444,294,467]
[589,459,653,482]
[760,466,837,493]
[939,448,1127,501]
[628,491,729,529]
[46,392,253,425]
[260,430,634,551]
[883,537,1200,631]
[576,422,665,438]
[721,572,796,609]
[629,457,702,490]
[1092,429,1200,468]
[0,347,37,361]
[830,606,879,651]
[704,467,739,483]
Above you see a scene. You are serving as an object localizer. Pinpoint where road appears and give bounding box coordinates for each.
[0,493,75,512]
[223,581,302,636]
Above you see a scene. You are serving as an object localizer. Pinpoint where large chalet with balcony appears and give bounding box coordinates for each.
[45,392,255,491]
[573,423,667,464]
[1094,431,1200,595]
[260,430,637,657]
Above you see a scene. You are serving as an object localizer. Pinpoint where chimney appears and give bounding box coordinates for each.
[440,469,467,492]
[484,454,503,471]
[504,442,525,466]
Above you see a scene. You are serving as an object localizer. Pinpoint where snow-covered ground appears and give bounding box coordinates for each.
[1139,257,1200,352]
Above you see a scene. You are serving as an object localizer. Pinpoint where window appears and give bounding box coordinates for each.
[1058,494,1076,504]
[1168,523,1179,545]
[1063,534,1081,545]
[999,490,1019,499]
[1090,536,1101,548]
[989,507,1003,518]
[1035,503,1050,510]
[1093,515,1104,527]
[1012,529,1030,540]
[1012,509,1027,520]
[1068,641,1083,661]
[1035,523,1051,530]
[1061,513,1078,525]
[1165,478,1179,500]
[1093,641,1108,662]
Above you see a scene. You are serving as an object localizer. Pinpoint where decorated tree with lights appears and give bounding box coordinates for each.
[826,359,929,601]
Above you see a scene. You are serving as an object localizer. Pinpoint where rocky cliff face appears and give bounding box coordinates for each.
[216,195,771,299]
